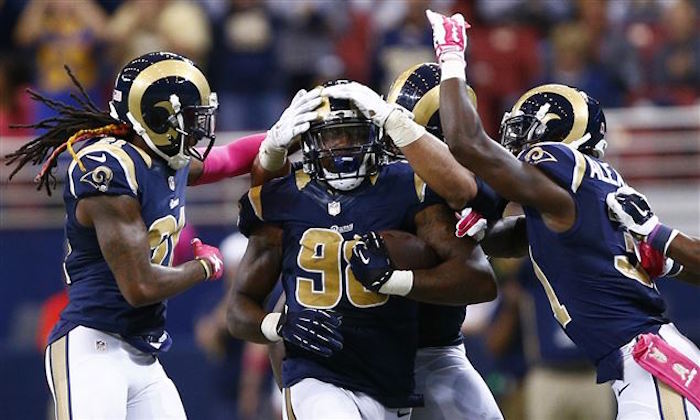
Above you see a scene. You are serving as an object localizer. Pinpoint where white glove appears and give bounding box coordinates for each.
[322,82,425,148]
[259,87,322,171]
[426,9,470,81]
[605,186,659,237]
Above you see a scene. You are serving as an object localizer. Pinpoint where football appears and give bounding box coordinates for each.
[379,230,440,270]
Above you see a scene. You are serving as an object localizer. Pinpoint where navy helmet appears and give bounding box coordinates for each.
[301,80,385,191]
[500,84,607,158]
[385,62,476,157]
[109,52,218,169]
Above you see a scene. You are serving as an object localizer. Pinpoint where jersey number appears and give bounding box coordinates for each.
[530,231,653,329]
[148,207,186,266]
[529,247,572,327]
[296,228,389,309]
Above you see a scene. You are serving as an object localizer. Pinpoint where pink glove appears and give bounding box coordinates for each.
[425,9,470,65]
[455,208,487,242]
[191,238,224,281]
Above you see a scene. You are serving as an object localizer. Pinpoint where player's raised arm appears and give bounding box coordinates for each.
[78,195,222,307]
[607,186,700,281]
[349,203,497,306]
[424,10,576,232]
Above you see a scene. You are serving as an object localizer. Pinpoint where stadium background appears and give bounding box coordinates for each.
[0,0,697,418]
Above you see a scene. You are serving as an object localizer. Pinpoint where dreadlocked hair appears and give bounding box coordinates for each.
[5,65,132,195]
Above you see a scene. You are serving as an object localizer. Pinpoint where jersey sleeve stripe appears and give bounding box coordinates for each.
[248,186,264,220]
[414,174,426,203]
[571,149,587,193]
[295,170,311,190]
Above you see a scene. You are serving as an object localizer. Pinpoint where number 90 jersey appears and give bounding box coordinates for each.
[49,137,189,354]
[518,142,668,382]
[238,162,444,408]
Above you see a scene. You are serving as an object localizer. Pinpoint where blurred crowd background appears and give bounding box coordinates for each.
[2,0,699,137]
[0,0,698,419]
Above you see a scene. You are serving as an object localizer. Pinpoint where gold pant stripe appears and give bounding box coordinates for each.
[284,388,297,420]
[655,378,687,420]
[49,336,72,420]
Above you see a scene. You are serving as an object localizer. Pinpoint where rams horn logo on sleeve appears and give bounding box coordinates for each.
[523,146,558,165]
[80,165,114,192]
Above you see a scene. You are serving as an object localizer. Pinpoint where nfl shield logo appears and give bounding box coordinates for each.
[328,201,341,216]
[168,176,176,191]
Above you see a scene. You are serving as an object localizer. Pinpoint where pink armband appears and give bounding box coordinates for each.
[192,133,266,185]
[633,333,700,409]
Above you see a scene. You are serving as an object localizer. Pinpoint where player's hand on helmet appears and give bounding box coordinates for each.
[277,305,343,358]
[267,87,322,150]
[426,9,470,66]
[191,238,224,281]
[322,82,405,129]
[455,207,487,242]
[606,186,659,238]
[260,87,322,171]
[350,232,394,292]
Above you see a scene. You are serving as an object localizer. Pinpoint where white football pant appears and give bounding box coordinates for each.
[45,325,186,420]
[612,323,699,420]
[282,378,412,420]
[412,343,503,420]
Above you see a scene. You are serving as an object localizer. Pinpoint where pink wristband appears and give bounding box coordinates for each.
[192,133,266,185]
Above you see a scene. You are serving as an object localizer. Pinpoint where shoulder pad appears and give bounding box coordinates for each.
[518,142,587,193]
[237,173,296,237]
[67,138,148,199]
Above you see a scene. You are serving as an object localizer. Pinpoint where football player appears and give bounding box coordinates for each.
[382,62,504,420]
[415,10,698,419]
[226,81,497,419]
[5,52,319,419]
[607,186,700,277]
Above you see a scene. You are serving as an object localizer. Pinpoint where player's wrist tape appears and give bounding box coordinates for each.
[648,224,679,256]
[440,56,466,82]
[378,270,414,296]
[384,109,426,148]
[258,139,288,172]
[195,258,211,279]
[261,312,282,342]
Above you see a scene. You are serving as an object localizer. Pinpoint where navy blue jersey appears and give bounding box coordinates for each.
[49,137,189,354]
[518,142,667,382]
[417,179,506,348]
[238,162,443,407]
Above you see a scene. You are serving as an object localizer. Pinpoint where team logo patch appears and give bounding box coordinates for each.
[80,165,114,192]
[524,146,558,165]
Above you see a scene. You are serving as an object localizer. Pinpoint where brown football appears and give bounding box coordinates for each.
[379,230,440,270]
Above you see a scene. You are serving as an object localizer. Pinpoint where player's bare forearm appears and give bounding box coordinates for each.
[226,225,284,343]
[481,216,528,258]
[400,134,477,210]
[439,78,574,229]
[667,233,700,275]
[80,195,207,307]
[250,155,291,187]
[411,204,497,305]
